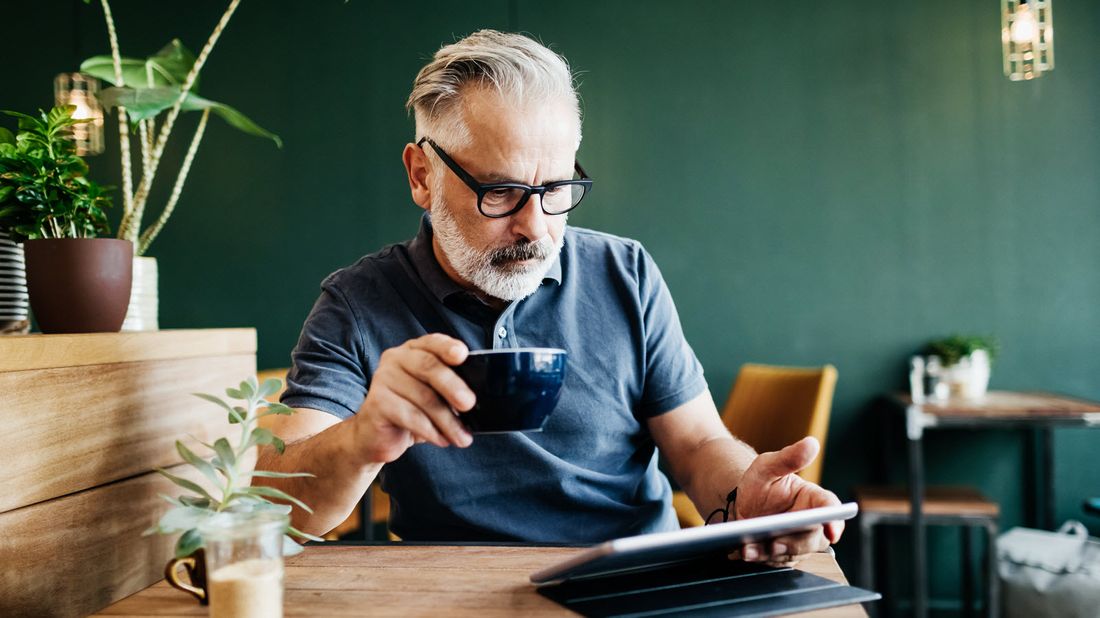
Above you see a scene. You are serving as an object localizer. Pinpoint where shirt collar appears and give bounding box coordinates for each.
[408,212,563,305]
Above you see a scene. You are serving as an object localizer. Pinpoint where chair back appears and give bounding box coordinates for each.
[721,363,838,485]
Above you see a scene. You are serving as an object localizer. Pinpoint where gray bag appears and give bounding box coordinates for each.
[997,521,1100,618]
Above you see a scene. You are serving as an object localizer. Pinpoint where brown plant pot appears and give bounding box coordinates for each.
[23,238,133,334]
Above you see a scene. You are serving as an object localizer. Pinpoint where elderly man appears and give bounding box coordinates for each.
[260,30,843,562]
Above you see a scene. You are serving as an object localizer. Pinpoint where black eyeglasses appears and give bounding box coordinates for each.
[417,136,593,219]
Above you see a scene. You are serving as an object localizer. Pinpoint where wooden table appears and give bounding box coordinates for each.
[887,390,1100,618]
[95,544,868,617]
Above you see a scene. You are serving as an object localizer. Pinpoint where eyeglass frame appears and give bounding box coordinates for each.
[416,136,593,219]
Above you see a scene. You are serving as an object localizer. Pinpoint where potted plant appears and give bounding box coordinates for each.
[926,334,1000,399]
[0,106,132,333]
[151,376,321,604]
[79,0,281,330]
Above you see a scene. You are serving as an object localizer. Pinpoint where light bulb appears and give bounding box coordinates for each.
[1010,3,1039,44]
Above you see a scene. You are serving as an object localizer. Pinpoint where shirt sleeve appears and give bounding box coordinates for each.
[634,245,708,418]
[280,279,367,420]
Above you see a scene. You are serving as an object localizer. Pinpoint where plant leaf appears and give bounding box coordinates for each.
[176,441,221,486]
[154,467,216,503]
[156,505,214,533]
[175,528,204,559]
[182,93,282,147]
[259,402,295,417]
[213,437,236,470]
[235,485,313,514]
[247,470,315,479]
[257,378,282,400]
[282,534,304,556]
[0,127,13,145]
[287,525,324,543]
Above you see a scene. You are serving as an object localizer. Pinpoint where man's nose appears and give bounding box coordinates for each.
[509,193,550,242]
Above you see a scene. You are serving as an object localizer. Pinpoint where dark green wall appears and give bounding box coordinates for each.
[6,1,1100,610]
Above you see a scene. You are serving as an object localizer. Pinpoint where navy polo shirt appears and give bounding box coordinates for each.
[282,213,706,542]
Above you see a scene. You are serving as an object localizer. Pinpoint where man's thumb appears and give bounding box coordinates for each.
[754,436,819,479]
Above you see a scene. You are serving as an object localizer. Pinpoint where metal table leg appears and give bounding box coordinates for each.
[1042,426,1055,530]
[906,405,927,618]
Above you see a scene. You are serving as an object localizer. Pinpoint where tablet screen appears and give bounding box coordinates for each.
[530,502,858,584]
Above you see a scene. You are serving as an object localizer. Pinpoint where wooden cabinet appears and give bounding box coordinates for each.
[0,329,256,617]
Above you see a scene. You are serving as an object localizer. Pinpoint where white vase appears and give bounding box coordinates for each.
[952,350,991,399]
[120,256,159,331]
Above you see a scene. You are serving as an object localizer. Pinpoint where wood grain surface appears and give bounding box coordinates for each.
[0,464,217,618]
[0,353,256,513]
[0,328,255,371]
[95,545,867,617]
[895,391,1100,419]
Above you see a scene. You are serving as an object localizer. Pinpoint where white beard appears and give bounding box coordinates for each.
[430,187,565,302]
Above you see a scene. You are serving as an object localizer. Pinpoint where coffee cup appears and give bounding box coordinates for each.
[453,348,567,433]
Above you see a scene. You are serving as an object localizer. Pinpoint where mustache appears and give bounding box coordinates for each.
[489,238,554,265]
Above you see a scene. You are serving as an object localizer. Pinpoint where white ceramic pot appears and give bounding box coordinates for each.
[121,256,159,331]
[950,349,991,399]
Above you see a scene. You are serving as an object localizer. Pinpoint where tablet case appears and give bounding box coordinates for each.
[536,551,880,617]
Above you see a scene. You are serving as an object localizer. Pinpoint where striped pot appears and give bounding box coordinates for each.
[0,231,29,334]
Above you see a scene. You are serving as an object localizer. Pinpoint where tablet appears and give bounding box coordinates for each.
[530,502,858,584]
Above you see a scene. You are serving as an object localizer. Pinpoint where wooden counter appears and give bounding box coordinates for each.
[95,545,869,617]
[0,329,257,617]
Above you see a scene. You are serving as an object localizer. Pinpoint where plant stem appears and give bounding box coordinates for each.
[127,0,241,251]
[137,109,209,255]
[98,0,134,231]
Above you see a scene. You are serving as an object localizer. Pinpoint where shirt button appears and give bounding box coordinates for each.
[497,327,507,339]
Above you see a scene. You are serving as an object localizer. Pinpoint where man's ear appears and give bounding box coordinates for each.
[403,143,432,211]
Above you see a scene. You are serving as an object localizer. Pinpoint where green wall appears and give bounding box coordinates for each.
[6,1,1100,611]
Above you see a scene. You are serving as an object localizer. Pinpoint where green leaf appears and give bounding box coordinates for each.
[213,437,236,469]
[272,436,286,454]
[154,467,216,503]
[247,470,315,479]
[282,534,304,556]
[0,127,13,145]
[193,392,232,412]
[176,441,221,486]
[191,95,283,148]
[226,386,245,399]
[97,86,180,123]
[238,378,256,399]
[287,524,324,543]
[259,401,295,417]
[81,40,197,89]
[257,378,282,400]
[247,427,276,447]
[158,505,214,533]
[235,485,313,514]
[175,528,204,559]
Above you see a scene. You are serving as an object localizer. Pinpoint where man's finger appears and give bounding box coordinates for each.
[767,528,829,558]
[752,436,820,480]
[409,333,469,366]
[399,348,476,411]
[389,373,473,447]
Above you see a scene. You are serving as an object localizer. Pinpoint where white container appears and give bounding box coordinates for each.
[121,256,159,331]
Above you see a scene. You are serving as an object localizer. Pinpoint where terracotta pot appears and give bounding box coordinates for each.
[23,238,133,333]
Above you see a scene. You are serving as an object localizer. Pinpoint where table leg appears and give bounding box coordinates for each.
[906,405,927,618]
[1042,427,1055,530]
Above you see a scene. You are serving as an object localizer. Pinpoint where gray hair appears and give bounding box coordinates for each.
[406,29,582,149]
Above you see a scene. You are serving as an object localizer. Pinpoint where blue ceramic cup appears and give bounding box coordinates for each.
[454,348,568,433]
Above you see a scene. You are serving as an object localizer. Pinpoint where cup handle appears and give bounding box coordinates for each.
[165,556,206,602]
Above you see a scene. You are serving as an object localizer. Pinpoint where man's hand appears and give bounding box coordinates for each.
[351,333,477,463]
[731,437,844,564]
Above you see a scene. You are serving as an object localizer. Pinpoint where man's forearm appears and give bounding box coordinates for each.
[253,419,382,537]
[679,434,757,521]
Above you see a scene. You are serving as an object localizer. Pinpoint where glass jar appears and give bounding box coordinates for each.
[199,510,288,618]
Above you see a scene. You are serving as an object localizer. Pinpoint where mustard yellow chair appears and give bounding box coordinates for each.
[672,363,838,528]
[256,368,391,541]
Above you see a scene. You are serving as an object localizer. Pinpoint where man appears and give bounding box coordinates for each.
[260,30,843,562]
